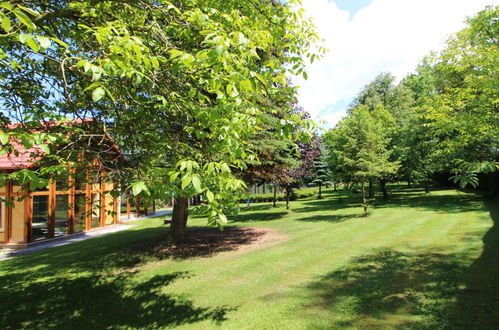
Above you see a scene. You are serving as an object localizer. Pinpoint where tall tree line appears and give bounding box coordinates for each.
[324,5,498,214]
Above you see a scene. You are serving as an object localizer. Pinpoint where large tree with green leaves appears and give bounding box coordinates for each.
[0,0,324,243]
[325,105,399,215]
[421,5,499,188]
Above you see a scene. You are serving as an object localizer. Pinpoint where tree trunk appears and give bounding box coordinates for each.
[489,172,498,194]
[424,180,430,193]
[380,178,388,200]
[285,185,290,210]
[368,179,374,198]
[166,197,189,245]
[408,180,412,188]
[318,183,322,199]
[338,186,342,203]
[273,184,277,207]
[362,183,368,216]
[333,182,337,192]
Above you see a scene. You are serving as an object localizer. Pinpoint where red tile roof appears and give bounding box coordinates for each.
[0,118,121,170]
[0,119,85,171]
[0,140,43,170]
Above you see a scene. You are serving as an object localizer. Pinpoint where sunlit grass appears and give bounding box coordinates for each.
[0,185,497,329]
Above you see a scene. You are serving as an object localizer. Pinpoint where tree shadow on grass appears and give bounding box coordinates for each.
[242,204,276,211]
[305,249,470,329]
[228,210,287,223]
[447,195,499,329]
[0,224,241,329]
[294,187,486,217]
[295,213,364,223]
[292,197,359,214]
[304,196,499,329]
[0,271,234,329]
[127,227,267,260]
[376,192,486,214]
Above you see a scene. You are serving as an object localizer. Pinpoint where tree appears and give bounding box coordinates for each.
[283,133,320,209]
[399,67,446,192]
[238,102,319,208]
[0,0,325,243]
[421,5,499,188]
[310,150,332,199]
[325,105,399,215]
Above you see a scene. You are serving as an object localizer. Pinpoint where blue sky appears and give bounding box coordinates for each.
[294,0,497,127]
[331,0,373,20]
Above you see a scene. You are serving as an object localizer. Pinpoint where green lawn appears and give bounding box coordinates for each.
[1,186,498,329]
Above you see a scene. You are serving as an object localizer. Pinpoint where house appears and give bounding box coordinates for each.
[0,120,162,248]
[0,151,121,248]
[0,121,128,248]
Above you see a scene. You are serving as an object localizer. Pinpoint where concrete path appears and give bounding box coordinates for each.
[0,210,172,261]
[121,210,171,222]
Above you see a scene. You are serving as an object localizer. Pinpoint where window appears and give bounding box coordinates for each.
[54,195,69,236]
[73,170,87,191]
[73,194,86,232]
[56,173,69,191]
[32,195,49,241]
[120,192,128,215]
[90,193,101,228]
[104,194,114,225]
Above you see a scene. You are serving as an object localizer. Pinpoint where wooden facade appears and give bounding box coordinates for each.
[0,167,120,247]
[0,121,157,247]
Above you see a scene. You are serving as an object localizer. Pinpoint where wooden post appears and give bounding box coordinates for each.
[126,190,131,219]
[113,196,118,224]
[48,180,56,238]
[100,176,105,227]
[85,170,91,230]
[24,190,32,243]
[5,179,12,243]
[68,169,75,234]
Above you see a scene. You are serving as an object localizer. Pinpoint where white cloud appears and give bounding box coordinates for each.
[293,0,498,127]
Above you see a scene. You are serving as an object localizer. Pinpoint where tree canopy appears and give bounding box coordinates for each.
[0,0,325,243]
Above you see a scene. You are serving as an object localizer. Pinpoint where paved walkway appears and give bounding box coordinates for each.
[0,210,172,261]
[121,210,171,222]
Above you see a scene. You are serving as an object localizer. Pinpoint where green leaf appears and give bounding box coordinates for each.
[0,132,8,145]
[37,36,51,50]
[215,45,224,55]
[151,57,160,70]
[2,16,11,32]
[239,79,253,92]
[169,172,179,182]
[14,10,35,30]
[50,37,69,48]
[0,2,14,11]
[206,190,214,202]
[131,181,147,195]
[18,5,39,17]
[18,34,29,43]
[218,213,227,224]
[302,71,308,80]
[192,175,202,192]
[26,37,38,52]
[226,83,233,96]
[181,175,191,189]
[92,87,105,102]
[37,144,50,154]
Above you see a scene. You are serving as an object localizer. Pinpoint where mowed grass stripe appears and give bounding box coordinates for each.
[0,187,497,329]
